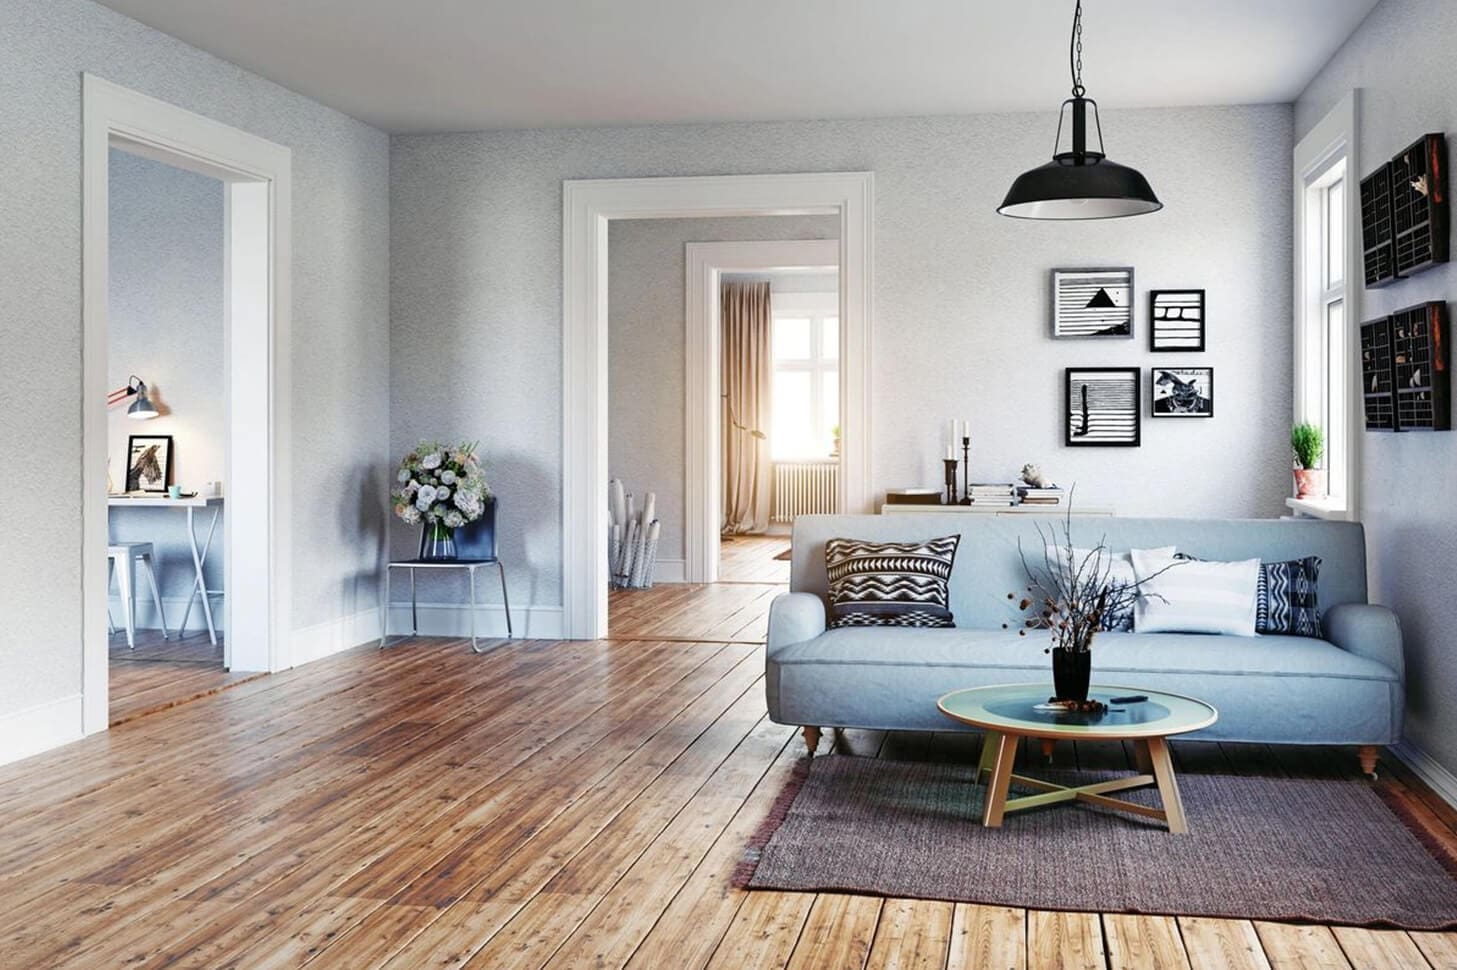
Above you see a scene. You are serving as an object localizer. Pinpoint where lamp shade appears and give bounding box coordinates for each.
[999,155,1162,220]
[127,385,159,419]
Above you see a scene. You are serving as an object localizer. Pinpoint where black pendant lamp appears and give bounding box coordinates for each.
[998,0,1161,220]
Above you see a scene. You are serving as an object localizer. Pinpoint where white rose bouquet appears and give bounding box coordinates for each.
[391,440,491,540]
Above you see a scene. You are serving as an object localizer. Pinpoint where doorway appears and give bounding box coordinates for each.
[81,76,292,734]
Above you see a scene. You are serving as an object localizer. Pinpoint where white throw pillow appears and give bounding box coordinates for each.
[1043,546,1176,631]
[1130,549,1260,637]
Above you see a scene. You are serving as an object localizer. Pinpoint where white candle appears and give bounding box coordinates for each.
[945,446,954,460]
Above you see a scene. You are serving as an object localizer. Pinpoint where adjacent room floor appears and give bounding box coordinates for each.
[5,583,1452,969]
[108,629,258,726]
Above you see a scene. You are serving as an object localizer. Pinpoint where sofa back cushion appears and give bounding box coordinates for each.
[789,515,1368,630]
[825,535,960,628]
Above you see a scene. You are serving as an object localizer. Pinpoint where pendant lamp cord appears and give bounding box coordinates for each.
[1069,0,1085,97]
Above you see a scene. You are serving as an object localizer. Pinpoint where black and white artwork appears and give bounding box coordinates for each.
[126,434,173,492]
[1052,267,1133,338]
[1150,289,1206,351]
[1065,368,1141,446]
[1152,368,1214,418]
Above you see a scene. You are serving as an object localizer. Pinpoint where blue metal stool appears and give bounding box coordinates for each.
[380,499,510,653]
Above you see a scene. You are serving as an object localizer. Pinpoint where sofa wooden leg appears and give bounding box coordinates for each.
[802,726,822,757]
[1041,739,1056,762]
[1359,745,1380,779]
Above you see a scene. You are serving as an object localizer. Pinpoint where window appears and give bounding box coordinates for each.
[1292,93,1358,519]
[771,294,839,460]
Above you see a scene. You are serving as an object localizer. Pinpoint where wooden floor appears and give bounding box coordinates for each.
[719,533,792,584]
[109,629,260,727]
[3,583,1455,968]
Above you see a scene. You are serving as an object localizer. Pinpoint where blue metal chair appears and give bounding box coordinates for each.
[380,497,511,653]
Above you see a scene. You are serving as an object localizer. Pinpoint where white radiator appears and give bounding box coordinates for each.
[771,461,840,523]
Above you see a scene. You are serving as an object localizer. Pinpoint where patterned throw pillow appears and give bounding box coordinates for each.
[825,536,960,628]
[1257,556,1322,637]
[1175,553,1323,637]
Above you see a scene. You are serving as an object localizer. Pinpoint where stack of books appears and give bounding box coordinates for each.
[1017,484,1066,506]
[967,483,1019,507]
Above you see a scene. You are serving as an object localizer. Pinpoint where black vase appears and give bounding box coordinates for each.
[1051,647,1092,702]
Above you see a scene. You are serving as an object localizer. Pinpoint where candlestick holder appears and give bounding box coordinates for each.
[942,458,959,506]
[959,436,972,504]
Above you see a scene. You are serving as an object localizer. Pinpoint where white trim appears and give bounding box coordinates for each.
[0,694,85,767]
[564,172,875,637]
[1391,741,1457,809]
[83,75,293,736]
[684,238,843,584]
[1284,496,1349,521]
[652,558,686,584]
[107,595,227,633]
[385,603,564,640]
[1292,90,1360,521]
[290,607,382,667]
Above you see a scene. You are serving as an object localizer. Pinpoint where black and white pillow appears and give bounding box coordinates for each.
[825,535,960,628]
[1176,553,1322,638]
[1257,556,1322,637]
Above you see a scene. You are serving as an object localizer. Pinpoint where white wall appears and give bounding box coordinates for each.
[0,0,390,722]
[390,104,1295,617]
[107,148,225,618]
[608,216,840,568]
[1296,0,1457,777]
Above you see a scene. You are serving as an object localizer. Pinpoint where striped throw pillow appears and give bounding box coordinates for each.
[825,535,960,628]
[1130,549,1260,637]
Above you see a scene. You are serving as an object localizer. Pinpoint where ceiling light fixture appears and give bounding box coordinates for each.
[998,0,1162,220]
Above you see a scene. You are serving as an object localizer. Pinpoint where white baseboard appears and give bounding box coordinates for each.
[290,607,383,668]
[1390,740,1457,809]
[653,559,686,583]
[385,602,563,640]
[108,594,226,634]
[0,693,84,767]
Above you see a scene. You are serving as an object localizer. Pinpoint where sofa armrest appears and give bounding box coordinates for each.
[1324,603,1404,680]
[767,592,827,658]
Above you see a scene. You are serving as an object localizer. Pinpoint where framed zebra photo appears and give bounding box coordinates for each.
[1151,367,1214,418]
[1149,289,1206,351]
[1051,267,1134,339]
[1065,367,1141,446]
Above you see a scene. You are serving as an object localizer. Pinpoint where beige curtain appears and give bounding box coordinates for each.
[721,280,772,535]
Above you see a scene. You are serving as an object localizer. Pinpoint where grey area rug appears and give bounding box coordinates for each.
[738,756,1457,929]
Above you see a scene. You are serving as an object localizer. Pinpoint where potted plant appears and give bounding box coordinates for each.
[1291,423,1324,499]
[391,440,492,560]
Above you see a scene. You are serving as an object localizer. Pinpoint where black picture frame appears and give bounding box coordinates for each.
[1065,367,1141,446]
[1149,289,1206,352]
[126,434,173,493]
[1051,267,1134,339]
[1151,367,1215,418]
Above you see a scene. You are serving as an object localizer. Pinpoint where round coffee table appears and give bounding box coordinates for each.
[937,684,1218,833]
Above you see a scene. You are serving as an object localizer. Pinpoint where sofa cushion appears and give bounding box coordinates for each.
[825,535,960,628]
[1257,556,1323,637]
[772,627,1399,684]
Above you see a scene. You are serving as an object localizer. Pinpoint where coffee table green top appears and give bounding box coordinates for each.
[937,683,1217,739]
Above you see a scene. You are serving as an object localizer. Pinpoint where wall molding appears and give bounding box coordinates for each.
[290,607,382,667]
[653,558,686,584]
[0,693,84,768]
[107,595,227,634]
[563,170,875,639]
[684,238,845,584]
[1391,740,1457,809]
[385,603,564,641]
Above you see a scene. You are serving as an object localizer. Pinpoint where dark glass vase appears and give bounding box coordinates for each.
[1051,646,1092,702]
[419,520,458,561]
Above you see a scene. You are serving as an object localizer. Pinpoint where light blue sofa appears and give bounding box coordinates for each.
[766,515,1403,771]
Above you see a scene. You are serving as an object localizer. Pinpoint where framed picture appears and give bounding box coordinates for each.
[126,435,173,493]
[1149,289,1206,351]
[1051,267,1134,339]
[1151,367,1215,418]
[1065,367,1141,446]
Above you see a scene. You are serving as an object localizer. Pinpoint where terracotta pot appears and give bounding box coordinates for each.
[1293,468,1325,500]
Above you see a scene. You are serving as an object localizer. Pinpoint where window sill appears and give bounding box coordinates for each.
[1284,497,1353,521]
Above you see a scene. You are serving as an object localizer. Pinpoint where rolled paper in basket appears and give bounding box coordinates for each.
[642,520,661,589]
[626,493,636,525]
[608,524,621,578]
[609,479,626,528]
[619,519,639,587]
[641,492,656,532]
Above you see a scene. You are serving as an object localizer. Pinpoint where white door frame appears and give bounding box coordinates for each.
[684,238,842,584]
[82,75,293,734]
[562,172,874,639]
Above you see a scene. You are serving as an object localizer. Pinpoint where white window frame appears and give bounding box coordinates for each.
[770,291,840,461]
[1290,91,1361,521]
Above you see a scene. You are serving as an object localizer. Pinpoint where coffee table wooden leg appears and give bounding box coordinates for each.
[1133,738,1154,773]
[975,731,999,782]
[981,731,1018,827]
[1146,737,1188,834]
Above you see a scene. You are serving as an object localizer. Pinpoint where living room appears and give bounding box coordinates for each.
[2,0,1455,966]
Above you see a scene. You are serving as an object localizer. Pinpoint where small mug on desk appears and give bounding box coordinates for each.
[167,485,182,500]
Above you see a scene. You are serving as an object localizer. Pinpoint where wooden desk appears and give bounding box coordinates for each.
[108,495,224,644]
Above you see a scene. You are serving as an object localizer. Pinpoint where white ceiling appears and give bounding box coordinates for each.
[95,0,1381,135]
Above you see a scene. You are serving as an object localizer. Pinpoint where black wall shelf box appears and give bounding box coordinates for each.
[1390,134,1449,278]
[1360,164,1398,287]
[1361,316,1398,431]
[1361,302,1450,432]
